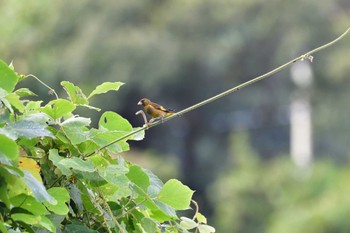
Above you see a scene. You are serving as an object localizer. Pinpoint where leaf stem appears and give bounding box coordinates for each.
[27,74,59,99]
[86,27,350,158]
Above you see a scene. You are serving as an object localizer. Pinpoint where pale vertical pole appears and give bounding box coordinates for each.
[290,62,313,169]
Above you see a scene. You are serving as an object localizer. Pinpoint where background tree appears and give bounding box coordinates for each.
[1,0,350,231]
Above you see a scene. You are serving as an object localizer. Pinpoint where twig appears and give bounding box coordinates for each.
[191,200,199,221]
[84,27,350,158]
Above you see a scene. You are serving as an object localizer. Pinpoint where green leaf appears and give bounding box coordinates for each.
[100,165,129,186]
[0,222,9,233]
[14,88,37,97]
[11,213,55,232]
[21,170,56,205]
[126,165,150,192]
[40,99,76,119]
[197,224,216,233]
[75,182,99,214]
[6,93,24,112]
[88,82,124,99]
[141,218,158,233]
[45,187,69,215]
[180,217,198,230]
[61,117,91,144]
[196,212,207,224]
[79,104,101,111]
[130,184,176,222]
[21,112,50,125]
[89,130,130,153]
[0,60,18,92]
[66,220,99,233]
[11,194,49,216]
[59,157,95,172]
[62,127,88,145]
[145,169,163,198]
[153,200,177,219]
[61,81,88,105]
[129,127,145,141]
[11,213,39,225]
[0,120,54,140]
[0,134,19,160]
[68,183,84,213]
[24,101,43,113]
[0,87,13,113]
[157,179,194,210]
[38,215,56,232]
[99,111,132,131]
[61,117,91,128]
[48,149,72,176]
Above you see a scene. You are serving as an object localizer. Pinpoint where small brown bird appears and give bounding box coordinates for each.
[137,98,174,124]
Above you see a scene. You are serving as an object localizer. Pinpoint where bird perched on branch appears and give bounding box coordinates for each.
[137,98,174,124]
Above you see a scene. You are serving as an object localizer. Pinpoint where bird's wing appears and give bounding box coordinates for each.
[152,102,174,113]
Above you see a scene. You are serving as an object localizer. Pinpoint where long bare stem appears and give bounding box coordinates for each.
[84,27,350,158]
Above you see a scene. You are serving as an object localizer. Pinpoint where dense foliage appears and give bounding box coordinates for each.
[0,60,214,233]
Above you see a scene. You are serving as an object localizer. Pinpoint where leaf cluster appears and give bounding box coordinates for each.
[0,60,214,233]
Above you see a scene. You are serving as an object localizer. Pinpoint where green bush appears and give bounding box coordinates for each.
[0,60,214,233]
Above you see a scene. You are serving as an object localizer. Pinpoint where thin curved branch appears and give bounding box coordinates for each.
[84,27,350,158]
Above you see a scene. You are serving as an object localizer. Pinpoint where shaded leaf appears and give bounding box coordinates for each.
[59,157,95,173]
[11,213,55,232]
[0,120,54,140]
[66,221,99,233]
[21,170,56,205]
[48,149,72,176]
[154,200,177,219]
[22,112,50,124]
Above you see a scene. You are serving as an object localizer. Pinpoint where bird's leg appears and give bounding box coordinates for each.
[135,110,149,127]
[149,118,155,124]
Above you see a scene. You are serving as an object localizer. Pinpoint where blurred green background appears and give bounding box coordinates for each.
[2,0,350,232]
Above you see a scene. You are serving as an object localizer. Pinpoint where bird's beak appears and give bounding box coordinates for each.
[137,101,142,105]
